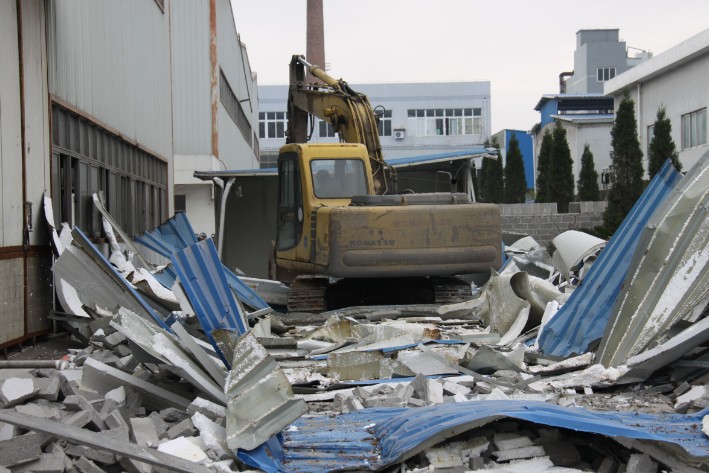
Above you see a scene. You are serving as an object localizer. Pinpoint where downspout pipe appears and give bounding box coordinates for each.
[213,177,236,259]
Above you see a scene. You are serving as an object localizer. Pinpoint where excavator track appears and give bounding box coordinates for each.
[432,277,474,305]
[287,276,329,313]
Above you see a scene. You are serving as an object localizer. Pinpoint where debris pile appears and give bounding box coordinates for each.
[0,156,707,472]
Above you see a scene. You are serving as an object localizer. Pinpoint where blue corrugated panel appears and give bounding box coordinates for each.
[72,228,169,331]
[240,402,709,473]
[135,213,269,311]
[538,161,683,356]
[170,239,248,368]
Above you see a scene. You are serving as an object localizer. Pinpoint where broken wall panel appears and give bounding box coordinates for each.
[241,401,709,473]
[171,239,248,366]
[598,154,709,367]
[0,258,24,345]
[53,228,168,330]
[136,212,269,311]
[538,161,683,356]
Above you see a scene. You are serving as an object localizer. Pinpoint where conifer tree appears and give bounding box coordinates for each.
[548,123,574,213]
[486,136,504,203]
[648,105,681,178]
[603,91,645,234]
[577,144,600,201]
[535,129,553,202]
[479,157,491,201]
[504,133,527,203]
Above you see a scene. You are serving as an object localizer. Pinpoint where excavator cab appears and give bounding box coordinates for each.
[275,142,375,281]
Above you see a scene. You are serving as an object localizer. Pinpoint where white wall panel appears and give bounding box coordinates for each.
[0,1,24,247]
[47,0,173,161]
[170,1,211,156]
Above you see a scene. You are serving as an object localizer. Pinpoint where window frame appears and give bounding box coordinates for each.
[681,108,707,150]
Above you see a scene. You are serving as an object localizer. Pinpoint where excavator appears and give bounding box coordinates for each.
[276,55,501,311]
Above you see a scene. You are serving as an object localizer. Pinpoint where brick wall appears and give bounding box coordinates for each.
[499,201,607,245]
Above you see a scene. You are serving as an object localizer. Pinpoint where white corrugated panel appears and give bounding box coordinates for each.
[47,0,173,160]
[170,1,212,155]
[0,1,24,247]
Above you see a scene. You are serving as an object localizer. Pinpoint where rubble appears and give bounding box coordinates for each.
[1,159,706,472]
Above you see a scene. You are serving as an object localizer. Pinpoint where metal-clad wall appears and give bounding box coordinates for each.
[47,0,173,162]
[216,0,258,169]
[170,0,211,156]
[22,0,51,246]
[0,1,24,248]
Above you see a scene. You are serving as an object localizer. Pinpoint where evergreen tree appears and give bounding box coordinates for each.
[535,129,553,202]
[548,123,574,213]
[503,133,527,203]
[577,144,600,201]
[479,157,491,201]
[486,136,504,203]
[648,105,681,177]
[603,91,645,234]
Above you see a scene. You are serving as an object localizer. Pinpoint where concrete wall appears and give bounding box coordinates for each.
[500,201,607,246]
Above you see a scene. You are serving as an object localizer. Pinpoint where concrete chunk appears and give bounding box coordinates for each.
[493,433,534,451]
[0,377,36,407]
[626,453,658,473]
[191,412,229,460]
[65,443,115,464]
[74,457,108,473]
[130,418,160,448]
[166,418,196,440]
[13,452,66,473]
[0,422,18,441]
[157,437,209,466]
[492,445,546,462]
[0,432,44,467]
[186,397,226,422]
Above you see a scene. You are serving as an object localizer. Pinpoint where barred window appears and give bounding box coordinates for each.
[681,108,707,149]
[406,108,482,136]
[220,70,253,147]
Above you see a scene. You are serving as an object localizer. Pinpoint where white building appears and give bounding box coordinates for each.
[604,28,709,174]
[258,81,491,168]
[171,0,260,236]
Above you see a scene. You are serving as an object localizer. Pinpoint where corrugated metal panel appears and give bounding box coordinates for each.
[240,402,709,473]
[598,154,709,366]
[538,161,683,356]
[47,0,173,160]
[170,239,248,367]
[135,213,269,311]
[170,1,211,155]
[0,1,24,247]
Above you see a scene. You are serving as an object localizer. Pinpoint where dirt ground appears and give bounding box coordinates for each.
[2,332,84,361]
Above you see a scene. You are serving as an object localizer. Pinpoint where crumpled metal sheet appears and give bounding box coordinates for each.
[239,401,709,473]
[53,228,168,330]
[225,332,307,451]
[538,160,683,356]
[135,213,269,312]
[171,239,249,367]
[598,153,709,367]
[482,271,530,343]
[551,230,606,283]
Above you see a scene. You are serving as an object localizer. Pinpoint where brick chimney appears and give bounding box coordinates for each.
[306,0,325,83]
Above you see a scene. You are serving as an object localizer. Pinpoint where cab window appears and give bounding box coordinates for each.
[311,159,367,198]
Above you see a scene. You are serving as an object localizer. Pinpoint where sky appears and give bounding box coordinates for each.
[231,0,709,133]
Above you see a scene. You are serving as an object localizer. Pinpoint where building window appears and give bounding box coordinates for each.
[174,195,186,213]
[407,108,482,137]
[259,112,286,139]
[596,67,616,82]
[377,110,392,137]
[219,69,253,147]
[318,120,337,138]
[681,108,707,150]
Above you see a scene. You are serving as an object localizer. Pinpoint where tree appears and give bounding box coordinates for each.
[603,91,645,234]
[504,133,527,203]
[577,144,600,201]
[547,123,574,213]
[535,129,553,202]
[648,105,681,177]
[486,136,504,203]
[470,163,481,201]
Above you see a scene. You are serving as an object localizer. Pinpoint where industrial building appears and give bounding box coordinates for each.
[258,81,491,168]
[604,27,709,174]
[0,0,261,349]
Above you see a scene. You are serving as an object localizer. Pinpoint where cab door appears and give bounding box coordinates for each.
[275,152,303,263]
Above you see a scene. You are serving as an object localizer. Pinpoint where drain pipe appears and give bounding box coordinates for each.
[212,177,236,259]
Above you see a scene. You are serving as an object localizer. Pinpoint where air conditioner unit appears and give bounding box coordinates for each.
[393,129,405,140]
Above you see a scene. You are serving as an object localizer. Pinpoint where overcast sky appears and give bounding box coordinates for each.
[232,0,709,133]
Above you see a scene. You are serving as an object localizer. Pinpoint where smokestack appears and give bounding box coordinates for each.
[306,0,325,83]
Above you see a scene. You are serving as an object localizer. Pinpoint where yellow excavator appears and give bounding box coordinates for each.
[276,55,501,311]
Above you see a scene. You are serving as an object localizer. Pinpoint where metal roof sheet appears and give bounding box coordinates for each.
[239,401,709,473]
[135,213,269,311]
[537,160,683,356]
[170,239,249,368]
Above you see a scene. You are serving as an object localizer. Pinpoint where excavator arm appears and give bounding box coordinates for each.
[286,55,393,194]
